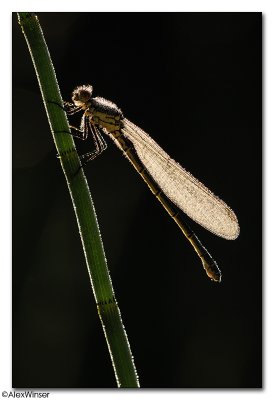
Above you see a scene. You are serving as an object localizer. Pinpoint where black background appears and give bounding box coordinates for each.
[13,12,262,388]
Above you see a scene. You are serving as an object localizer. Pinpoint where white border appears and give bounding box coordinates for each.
[2,1,272,399]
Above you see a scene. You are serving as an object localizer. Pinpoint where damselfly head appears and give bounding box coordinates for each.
[72,84,93,107]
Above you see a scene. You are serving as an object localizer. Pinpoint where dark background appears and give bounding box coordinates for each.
[12,12,262,388]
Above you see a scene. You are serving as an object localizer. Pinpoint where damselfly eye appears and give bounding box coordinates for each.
[72,84,93,105]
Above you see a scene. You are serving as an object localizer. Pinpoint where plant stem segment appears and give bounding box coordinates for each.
[17,12,139,388]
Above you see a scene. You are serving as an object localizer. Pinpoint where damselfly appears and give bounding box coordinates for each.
[63,84,240,282]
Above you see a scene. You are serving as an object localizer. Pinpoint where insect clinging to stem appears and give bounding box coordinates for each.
[60,84,240,282]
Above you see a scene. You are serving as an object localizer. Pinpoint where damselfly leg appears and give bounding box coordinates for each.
[63,101,108,167]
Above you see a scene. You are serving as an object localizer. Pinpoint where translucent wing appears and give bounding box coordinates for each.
[121,119,239,240]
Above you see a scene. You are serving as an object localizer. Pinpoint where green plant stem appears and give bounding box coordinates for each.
[17,12,139,388]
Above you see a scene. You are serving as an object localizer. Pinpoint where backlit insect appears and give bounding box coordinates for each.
[62,84,240,282]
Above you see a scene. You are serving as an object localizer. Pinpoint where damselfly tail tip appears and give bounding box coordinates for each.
[207,270,222,283]
[202,259,222,283]
[214,274,222,283]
